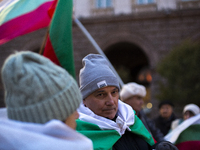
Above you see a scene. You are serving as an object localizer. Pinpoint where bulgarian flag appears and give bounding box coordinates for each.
[0,0,54,45]
[42,0,75,78]
[76,101,155,149]
[164,114,200,150]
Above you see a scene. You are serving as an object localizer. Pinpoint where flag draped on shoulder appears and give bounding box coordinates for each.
[43,0,75,78]
[76,101,155,150]
[175,124,200,149]
[76,116,155,150]
[0,0,54,45]
[164,114,200,150]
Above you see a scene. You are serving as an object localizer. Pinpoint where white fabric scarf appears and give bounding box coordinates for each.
[0,118,93,150]
[78,100,135,136]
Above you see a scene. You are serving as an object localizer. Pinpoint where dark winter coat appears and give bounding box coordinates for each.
[138,110,164,142]
[113,130,152,150]
[154,113,176,136]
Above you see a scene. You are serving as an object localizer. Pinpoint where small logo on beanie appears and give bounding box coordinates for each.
[97,80,107,88]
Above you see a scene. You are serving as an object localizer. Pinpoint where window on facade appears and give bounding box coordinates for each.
[137,0,155,5]
[96,0,112,8]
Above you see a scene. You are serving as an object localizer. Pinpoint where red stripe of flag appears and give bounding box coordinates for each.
[176,141,200,150]
[0,1,53,45]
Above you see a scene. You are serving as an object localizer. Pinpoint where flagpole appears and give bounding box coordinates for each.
[74,18,124,87]
[39,27,49,55]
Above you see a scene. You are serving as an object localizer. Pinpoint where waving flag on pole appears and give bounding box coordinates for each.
[43,0,75,78]
[0,0,54,45]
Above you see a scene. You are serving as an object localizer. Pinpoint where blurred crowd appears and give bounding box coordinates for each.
[120,82,200,150]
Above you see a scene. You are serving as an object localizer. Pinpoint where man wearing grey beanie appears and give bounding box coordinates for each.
[76,54,178,150]
[0,51,93,150]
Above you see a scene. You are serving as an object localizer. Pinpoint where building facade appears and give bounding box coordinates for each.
[72,0,200,117]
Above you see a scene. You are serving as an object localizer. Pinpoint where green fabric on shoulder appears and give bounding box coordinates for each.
[76,116,155,150]
[129,115,155,146]
[76,120,120,150]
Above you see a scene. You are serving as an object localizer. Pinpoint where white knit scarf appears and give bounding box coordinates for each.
[78,100,135,136]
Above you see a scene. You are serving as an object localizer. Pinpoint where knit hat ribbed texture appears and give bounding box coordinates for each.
[1,51,82,124]
[79,54,120,99]
[120,82,146,101]
[183,104,200,116]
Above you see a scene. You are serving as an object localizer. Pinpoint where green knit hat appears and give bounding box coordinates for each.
[1,51,82,124]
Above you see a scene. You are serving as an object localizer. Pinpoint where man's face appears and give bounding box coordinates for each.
[159,104,173,119]
[83,86,119,120]
[124,95,144,113]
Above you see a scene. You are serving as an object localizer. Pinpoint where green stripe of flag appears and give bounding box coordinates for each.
[49,0,75,78]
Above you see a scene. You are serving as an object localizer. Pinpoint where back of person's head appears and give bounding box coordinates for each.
[1,51,82,124]
[79,53,120,99]
[120,82,146,101]
[183,104,200,117]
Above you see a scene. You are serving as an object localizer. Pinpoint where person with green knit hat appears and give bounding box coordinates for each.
[76,53,178,150]
[0,51,93,150]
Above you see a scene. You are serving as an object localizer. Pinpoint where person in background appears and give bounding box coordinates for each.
[164,104,200,150]
[76,53,178,150]
[170,103,200,131]
[154,100,176,136]
[120,82,164,142]
[0,51,93,150]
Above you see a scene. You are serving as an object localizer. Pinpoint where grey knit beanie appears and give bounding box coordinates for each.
[79,54,120,99]
[1,51,82,124]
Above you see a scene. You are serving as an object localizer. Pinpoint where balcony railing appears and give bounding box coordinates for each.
[132,0,157,13]
[177,0,200,10]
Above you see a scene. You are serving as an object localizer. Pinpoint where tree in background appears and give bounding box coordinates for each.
[156,40,200,106]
